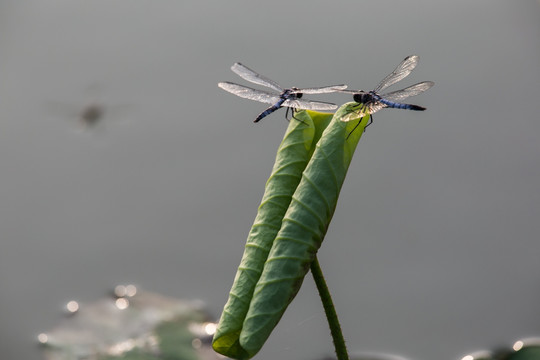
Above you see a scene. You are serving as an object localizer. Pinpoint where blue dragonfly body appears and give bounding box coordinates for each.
[219,63,347,122]
[255,88,296,123]
[340,55,434,125]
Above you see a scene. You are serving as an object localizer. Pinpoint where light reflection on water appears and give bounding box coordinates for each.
[460,337,540,360]
[38,285,220,360]
[65,300,79,313]
[37,284,540,360]
[114,284,138,298]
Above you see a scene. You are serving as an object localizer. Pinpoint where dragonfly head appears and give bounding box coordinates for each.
[286,88,303,99]
[352,92,371,104]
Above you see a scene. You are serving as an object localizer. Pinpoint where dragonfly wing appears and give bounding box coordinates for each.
[283,98,338,111]
[366,102,386,114]
[336,89,364,94]
[379,81,434,102]
[299,84,348,94]
[373,55,420,93]
[341,102,381,122]
[218,82,281,105]
[230,63,284,93]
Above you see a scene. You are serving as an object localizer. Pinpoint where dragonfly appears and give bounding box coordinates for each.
[340,55,434,134]
[218,62,348,123]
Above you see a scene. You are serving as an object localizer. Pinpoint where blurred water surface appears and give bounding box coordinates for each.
[1,1,539,360]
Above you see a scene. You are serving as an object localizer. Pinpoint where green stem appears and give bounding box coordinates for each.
[311,256,349,360]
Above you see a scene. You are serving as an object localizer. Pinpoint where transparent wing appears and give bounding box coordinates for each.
[365,102,387,114]
[379,81,434,102]
[283,98,338,111]
[218,82,281,105]
[230,63,284,93]
[341,102,384,122]
[297,84,348,94]
[336,89,365,94]
[373,55,420,93]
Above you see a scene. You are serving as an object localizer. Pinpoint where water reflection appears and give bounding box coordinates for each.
[461,337,540,360]
[461,350,492,360]
[322,352,410,360]
[323,340,540,360]
[114,297,129,310]
[192,338,202,349]
[114,284,138,298]
[65,300,79,314]
[513,338,540,352]
[39,285,220,360]
[204,322,217,336]
[37,333,48,344]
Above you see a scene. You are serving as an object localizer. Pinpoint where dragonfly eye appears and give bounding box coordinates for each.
[296,93,303,99]
[353,93,364,103]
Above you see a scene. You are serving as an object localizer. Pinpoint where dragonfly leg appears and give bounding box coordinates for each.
[346,110,372,139]
[365,114,373,128]
[346,120,362,140]
[288,107,307,124]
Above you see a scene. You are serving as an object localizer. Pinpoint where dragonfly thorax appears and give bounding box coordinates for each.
[352,92,374,104]
[284,88,303,99]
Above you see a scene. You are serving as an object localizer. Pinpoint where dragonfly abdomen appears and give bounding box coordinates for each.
[371,93,426,111]
[254,90,303,123]
[254,97,288,123]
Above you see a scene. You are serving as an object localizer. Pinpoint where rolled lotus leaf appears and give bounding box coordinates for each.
[238,103,369,358]
[212,110,334,360]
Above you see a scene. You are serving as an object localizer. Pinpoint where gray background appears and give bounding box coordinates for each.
[1,1,539,360]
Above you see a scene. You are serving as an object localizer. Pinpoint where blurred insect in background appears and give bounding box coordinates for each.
[78,103,105,128]
[46,84,132,132]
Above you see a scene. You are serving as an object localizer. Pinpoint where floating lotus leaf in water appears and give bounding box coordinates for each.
[320,352,411,360]
[38,287,223,360]
[508,346,540,360]
[458,338,540,360]
[318,339,540,360]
